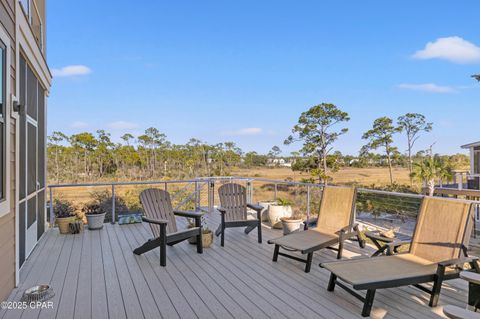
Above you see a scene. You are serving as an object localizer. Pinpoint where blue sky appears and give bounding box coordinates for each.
[47,1,480,155]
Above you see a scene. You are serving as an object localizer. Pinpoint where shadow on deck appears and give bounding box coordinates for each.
[0,210,471,319]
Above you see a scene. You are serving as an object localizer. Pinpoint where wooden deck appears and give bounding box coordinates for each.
[0,210,473,319]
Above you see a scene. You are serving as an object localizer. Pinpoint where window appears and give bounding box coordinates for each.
[0,40,5,202]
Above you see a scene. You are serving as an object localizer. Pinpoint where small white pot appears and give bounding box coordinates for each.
[281,218,303,235]
[268,205,292,229]
[86,213,106,230]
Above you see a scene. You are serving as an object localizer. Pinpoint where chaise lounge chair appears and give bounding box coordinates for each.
[133,188,204,266]
[268,185,364,273]
[321,196,479,317]
[215,183,263,247]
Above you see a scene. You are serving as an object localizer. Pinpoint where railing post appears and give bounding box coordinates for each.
[49,187,54,228]
[208,180,215,213]
[274,183,278,201]
[111,184,116,224]
[194,181,199,211]
[306,186,311,222]
[164,182,168,191]
[246,180,252,203]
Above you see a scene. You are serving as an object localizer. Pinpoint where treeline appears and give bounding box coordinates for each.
[47,126,468,185]
[48,129,245,183]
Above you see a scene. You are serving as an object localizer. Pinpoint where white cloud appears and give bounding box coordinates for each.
[223,127,262,136]
[412,36,480,64]
[397,83,456,93]
[107,121,138,130]
[70,121,89,129]
[52,65,92,77]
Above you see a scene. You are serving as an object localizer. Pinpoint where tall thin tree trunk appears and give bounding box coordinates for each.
[386,151,394,185]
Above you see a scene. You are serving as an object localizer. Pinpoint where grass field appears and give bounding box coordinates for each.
[232,166,413,187]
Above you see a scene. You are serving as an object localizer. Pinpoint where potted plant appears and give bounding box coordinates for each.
[280,211,304,235]
[83,202,107,230]
[54,198,76,234]
[187,217,213,248]
[268,198,293,229]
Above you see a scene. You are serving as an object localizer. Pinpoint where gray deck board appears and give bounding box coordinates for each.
[1,210,472,319]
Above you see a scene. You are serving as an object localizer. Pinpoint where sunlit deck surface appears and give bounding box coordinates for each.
[1,211,472,319]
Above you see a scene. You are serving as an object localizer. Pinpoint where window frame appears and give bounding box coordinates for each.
[0,27,11,218]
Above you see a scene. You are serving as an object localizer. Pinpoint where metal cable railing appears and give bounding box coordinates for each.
[47,177,480,238]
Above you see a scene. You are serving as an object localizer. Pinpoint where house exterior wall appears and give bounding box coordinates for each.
[0,0,17,302]
[0,0,50,301]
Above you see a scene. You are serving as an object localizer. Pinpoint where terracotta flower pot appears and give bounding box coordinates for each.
[57,216,76,234]
[280,217,303,235]
[268,205,293,229]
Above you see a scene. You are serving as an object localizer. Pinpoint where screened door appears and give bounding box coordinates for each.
[18,55,46,267]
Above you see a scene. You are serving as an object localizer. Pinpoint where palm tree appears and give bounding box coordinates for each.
[411,156,452,196]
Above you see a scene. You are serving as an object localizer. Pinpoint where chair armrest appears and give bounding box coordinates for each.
[439,256,477,268]
[247,203,263,212]
[142,216,168,225]
[173,210,204,218]
[217,207,227,214]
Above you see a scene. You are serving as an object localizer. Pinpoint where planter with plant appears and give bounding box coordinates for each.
[54,198,77,234]
[280,211,304,235]
[187,217,213,248]
[268,198,293,229]
[83,202,107,230]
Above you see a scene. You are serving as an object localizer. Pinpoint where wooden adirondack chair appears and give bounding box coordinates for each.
[215,183,263,247]
[133,189,204,267]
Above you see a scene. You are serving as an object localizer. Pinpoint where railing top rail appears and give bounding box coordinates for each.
[48,179,200,188]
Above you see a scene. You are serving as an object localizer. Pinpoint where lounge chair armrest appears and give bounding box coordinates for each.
[247,203,263,212]
[173,210,204,218]
[142,216,168,225]
[438,256,478,268]
[217,207,227,214]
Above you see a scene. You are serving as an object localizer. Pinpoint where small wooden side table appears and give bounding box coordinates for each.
[364,230,404,257]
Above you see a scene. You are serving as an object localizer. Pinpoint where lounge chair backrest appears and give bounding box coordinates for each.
[218,183,248,222]
[315,186,356,235]
[140,189,178,236]
[410,196,473,263]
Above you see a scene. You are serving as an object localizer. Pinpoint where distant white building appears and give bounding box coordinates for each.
[267,158,292,167]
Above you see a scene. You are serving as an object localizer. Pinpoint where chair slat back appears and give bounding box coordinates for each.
[410,196,473,263]
[218,183,248,221]
[315,186,356,235]
[140,189,178,236]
